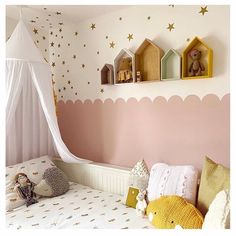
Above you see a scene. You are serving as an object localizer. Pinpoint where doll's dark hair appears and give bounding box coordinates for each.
[14,173,30,183]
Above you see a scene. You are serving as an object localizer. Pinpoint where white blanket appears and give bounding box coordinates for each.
[6,182,153,229]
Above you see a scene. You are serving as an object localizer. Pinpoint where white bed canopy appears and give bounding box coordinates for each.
[6,20,91,165]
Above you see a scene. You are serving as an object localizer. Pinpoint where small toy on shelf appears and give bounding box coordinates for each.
[117,57,133,83]
[136,71,142,82]
[14,173,38,207]
[188,49,205,76]
[136,189,147,217]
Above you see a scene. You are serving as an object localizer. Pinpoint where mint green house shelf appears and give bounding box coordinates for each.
[161,49,181,81]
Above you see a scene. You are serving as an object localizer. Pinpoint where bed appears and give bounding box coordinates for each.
[6,181,153,229]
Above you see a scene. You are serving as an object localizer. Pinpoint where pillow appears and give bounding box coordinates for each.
[6,156,55,210]
[147,163,198,205]
[197,156,230,216]
[34,167,69,197]
[123,159,149,207]
[146,195,203,229]
[202,189,230,229]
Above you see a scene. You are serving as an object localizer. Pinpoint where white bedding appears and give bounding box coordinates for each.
[6,182,153,229]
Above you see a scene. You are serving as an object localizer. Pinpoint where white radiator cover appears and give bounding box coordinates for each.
[53,158,131,196]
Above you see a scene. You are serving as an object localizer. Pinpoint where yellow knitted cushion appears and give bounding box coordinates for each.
[146,196,203,229]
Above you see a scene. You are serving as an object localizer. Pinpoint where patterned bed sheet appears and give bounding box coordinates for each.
[6,182,153,229]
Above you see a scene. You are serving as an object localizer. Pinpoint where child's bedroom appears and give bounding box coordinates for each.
[1,0,234,233]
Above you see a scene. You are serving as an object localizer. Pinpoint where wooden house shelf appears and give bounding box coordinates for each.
[114,48,135,84]
[182,37,213,79]
[161,49,181,81]
[135,38,164,83]
[101,64,114,85]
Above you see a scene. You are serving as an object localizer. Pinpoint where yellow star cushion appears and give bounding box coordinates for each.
[147,195,203,229]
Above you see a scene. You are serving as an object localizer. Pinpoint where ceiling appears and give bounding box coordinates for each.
[6,5,131,30]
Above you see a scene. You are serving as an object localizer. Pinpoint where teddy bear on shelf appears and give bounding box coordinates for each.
[117,57,133,83]
[14,173,38,207]
[136,189,147,217]
[188,49,205,76]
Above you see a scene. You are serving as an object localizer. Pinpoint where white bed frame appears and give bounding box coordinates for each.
[53,158,131,196]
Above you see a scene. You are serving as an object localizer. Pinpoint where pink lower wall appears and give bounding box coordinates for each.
[57,94,230,170]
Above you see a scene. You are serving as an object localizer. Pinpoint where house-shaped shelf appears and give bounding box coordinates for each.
[135,38,164,82]
[182,37,213,79]
[101,64,114,85]
[114,48,135,84]
[161,49,181,81]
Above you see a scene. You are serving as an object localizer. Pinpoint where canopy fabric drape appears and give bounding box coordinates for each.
[6,20,91,165]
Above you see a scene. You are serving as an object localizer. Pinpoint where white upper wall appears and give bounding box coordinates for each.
[6,5,230,102]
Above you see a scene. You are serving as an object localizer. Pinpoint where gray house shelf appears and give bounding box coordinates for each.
[101,64,114,85]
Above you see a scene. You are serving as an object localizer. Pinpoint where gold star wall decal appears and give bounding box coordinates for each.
[42,36,46,40]
[119,17,122,20]
[59,22,63,25]
[43,7,47,10]
[68,43,70,46]
[75,92,78,95]
[58,89,61,92]
[90,23,96,30]
[97,51,99,55]
[56,11,62,15]
[71,86,73,89]
[75,31,78,36]
[62,61,65,65]
[186,38,190,42]
[109,41,115,48]
[169,5,174,7]
[63,87,66,90]
[33,28,38,34]
[58,44,61,48]
[59,28,62,32]
[147,16,151,20]
[50,31,53,35]
[82,64,85,68]
[199,6,208,15]
[97,68,99,71]
[50,42,54,47]
[167,23,175,31]
[88,82,90,84]
[51,62,56,67]
[83,44,86,47]
[30,20,36,23]
[73,55,76,59]
[127,33,133,41]
[106,36,108,39]
[67,80,71,84]
[100,89,104,93]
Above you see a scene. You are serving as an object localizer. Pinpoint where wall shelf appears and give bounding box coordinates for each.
[114,48,135,84]
[101,64,114,85]
[182,37,213,79]
[135,38,164,83]
[161,49,181,81]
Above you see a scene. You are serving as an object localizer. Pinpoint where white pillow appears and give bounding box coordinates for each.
[6,155,55,210]
[202,189,230,229]
[147,163,198,205]
[123,159,149,205]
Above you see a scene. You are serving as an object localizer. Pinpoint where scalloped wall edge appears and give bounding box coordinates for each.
[57,93,230,105]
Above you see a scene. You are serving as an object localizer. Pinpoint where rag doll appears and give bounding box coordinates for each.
[136,189,147,217]
[14,173,38,207]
